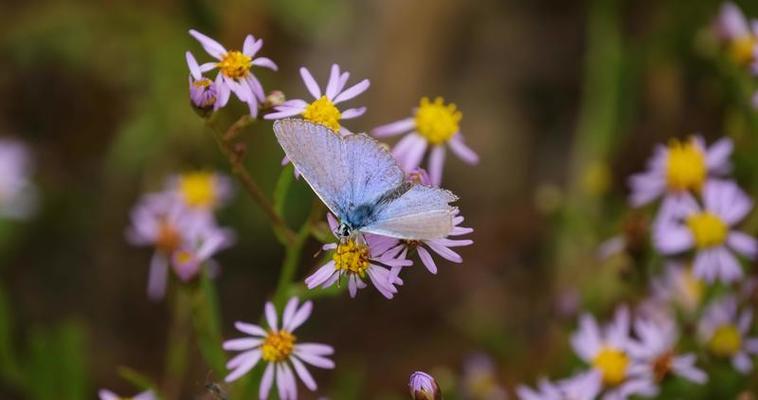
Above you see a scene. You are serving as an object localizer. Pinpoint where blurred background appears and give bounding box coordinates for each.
[2,0,758,398]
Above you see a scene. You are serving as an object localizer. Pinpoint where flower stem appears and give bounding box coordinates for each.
[162,285,193,400]
[207,117,297,245]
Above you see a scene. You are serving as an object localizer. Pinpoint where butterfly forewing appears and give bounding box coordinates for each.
[273,119,350,217]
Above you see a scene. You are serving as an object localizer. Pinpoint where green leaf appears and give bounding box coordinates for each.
[117,366,159,393]
[273,164,294,217]
[191,271,226,376]
[26,321,89,400]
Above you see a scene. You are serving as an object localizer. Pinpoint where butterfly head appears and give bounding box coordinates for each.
[336,221,354,239]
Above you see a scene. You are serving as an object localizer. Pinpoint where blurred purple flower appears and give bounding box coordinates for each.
[372,97,478,186]
[0,138,37,220]
[188,29,277,117]
[713,2,758,65]
[186,51,218,115]
[570,306,658,400]
[166,171,233,212]
[626,316,707,384]
[698,295,758,373]
[409,371,441,400]
[628,136,732,225]
[654,180,756,283]
[650,262,703,315]
[305,214,410,299]
[264,64,369,133]
[516,378,562,400]
[98,389,156,400]
[222,297,334,400]
[126,192,230,300]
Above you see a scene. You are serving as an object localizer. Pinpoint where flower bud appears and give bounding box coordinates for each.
[264,90,286,109]
[189,77,217,117]
[409,371,441,400]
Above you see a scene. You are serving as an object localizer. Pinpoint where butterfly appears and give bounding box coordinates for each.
[273,118,458,240]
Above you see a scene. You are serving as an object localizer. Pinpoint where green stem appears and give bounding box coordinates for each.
[162,286,193,400]
[206,117,297,246]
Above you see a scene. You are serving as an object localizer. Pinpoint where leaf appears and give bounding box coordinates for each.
[117,366,159,393]
[26,321,89,400]
[191,271,226,376]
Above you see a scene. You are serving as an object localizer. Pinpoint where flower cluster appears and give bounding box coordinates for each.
[126,171,235,300]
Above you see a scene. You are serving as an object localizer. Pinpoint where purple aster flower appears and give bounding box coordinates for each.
[628,135,732,224]
[409,371,441,400]
[126,191,223,300]
[697,295,758,373]
[626,316,707,384]
[186,51,219,115]
[98,389,156,400]
[653,180,757,283]
[713,2,758,65]
[222,297,334,400]
[305,214,411,299]
[371,97,479,186]
[166,171,233,212]
[570,307,658,400]
[188,29,277,117]
[0,138,37,220]
[171,223,235,281]
[264,64,369,133]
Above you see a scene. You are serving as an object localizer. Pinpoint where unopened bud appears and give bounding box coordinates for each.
[189,77,217,117]
[264,90,286,109]
[409,371,441,400]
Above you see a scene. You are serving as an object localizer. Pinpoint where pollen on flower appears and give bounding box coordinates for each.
[261,330,296,362]
[302,96,342,132]
[729,35,757,65]
[179,172,216,208]
[687,212,728,249]
[217,50,251,79]
[592,346,629,386]
[664,139,706,192]
[414,97,462,145]
[175,250,193,265]
[156,221,181,253]
[709,324,742,357]
[333,239,370,277]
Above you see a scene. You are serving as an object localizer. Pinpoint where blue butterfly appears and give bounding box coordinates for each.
[273,119,458,240]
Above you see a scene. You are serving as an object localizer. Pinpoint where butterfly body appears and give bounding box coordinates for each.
[273,119,458,241]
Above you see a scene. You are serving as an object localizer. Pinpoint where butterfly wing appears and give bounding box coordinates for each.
[273,119,350,217]
[273,119,405,220]
[362,185,458,240]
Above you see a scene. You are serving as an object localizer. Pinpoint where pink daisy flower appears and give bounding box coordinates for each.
[628,135,732,224]
[698,295,758,374]
[626,316,707,384]
[222,297,334,400]
[654,180,757,283]
[371,97,479,186]
[570,307,658,400]
[0,138,37,220]
[264,64,369,133]
[188,29,277,117]
[305,214,411,299]
[713,2,758,65]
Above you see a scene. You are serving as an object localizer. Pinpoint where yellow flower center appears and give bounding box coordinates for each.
[414,97,462,145]
[261,330,296,362]
[217,50,251,79]
[155,221,181,253]
[687,212,728,249]
[333,239,370,277]
[302,96,342,132]
[179,172,216,209]
[729,35,757,65]
[174,250,193,265]
[665,139,706,192]
[592,347,629,386]
[709,324,742,357]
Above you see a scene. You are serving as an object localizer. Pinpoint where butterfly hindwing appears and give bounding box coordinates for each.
[362,185,458,240]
